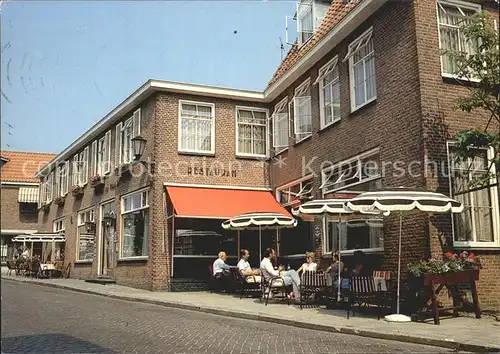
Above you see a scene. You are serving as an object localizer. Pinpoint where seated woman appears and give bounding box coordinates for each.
[325,252,344,290]
[297,252,317,275]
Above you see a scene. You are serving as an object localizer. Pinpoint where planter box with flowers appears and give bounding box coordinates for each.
[408,251,481,284]
[89,175,105,188]
[54,196,65,206]
[71,185,84,198]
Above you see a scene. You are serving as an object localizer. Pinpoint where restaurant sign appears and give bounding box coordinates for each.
[187,167,237,178]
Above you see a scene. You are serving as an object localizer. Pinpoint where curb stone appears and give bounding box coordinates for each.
[2,277,499,353]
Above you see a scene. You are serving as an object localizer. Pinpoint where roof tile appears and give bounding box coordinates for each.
[0,151,56,183]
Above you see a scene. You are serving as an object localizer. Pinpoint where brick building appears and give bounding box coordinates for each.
[0,151,56,263]
[35,0,499,308]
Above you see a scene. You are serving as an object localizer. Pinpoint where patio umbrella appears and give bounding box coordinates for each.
[221,212,297,259]
[346,188,463,323]
[292,199,388,302]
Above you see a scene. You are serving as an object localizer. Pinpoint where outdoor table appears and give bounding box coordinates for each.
[40,263,56,278]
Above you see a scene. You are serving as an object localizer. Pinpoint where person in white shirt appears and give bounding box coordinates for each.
[260,248,301,300]
[237,249,261,283]
[297,252,318,275]
[213,251,231,277]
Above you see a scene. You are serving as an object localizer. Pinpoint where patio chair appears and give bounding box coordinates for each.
[208,265,229,294]
[230,267,261,299]
[6,261,17,276]
[299,271,328,310]
[260,271,290,306]
[347,276,382,319]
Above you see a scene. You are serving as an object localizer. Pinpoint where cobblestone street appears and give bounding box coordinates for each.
[1,280,459,353]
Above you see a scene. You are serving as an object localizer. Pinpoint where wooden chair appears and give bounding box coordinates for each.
[347,276,381,319]
[6,261,17,276]
[230,267,261,299]
[299,271,328,309]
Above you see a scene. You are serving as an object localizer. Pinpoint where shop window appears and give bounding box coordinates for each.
[121,189,149,258]
[325,217,384,255]
[77,208,95,261]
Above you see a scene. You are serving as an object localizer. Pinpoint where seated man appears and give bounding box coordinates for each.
[237,249,261,283]
[260,248,301,301]
[212,251,232,290]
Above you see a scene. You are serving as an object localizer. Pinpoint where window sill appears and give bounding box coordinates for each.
[319,118,341,133]
[272,147,288,158]
[117,256,149,263]
[178,150,215,157]
[236,154,268,161]
[323,248,384,257]
[350,97,377,114]
[441,73,480,84]
[294,135,312,147]
[74,260,93,264]
[452,243,500,250]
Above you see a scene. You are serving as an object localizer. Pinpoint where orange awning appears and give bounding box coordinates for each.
[166,186,292,219]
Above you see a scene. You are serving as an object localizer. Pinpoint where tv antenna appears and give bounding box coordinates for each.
[279,37,285,60]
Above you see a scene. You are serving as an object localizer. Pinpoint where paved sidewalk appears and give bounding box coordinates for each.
[2,272,499,352]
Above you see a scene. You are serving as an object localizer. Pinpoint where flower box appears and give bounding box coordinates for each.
[71,185,84,198]
[424,269,479,286]
[54,196,65,206]
[89,175,105,188]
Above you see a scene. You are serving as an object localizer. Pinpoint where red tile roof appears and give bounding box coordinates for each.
[0,151,56,183]
[267,1,358,88]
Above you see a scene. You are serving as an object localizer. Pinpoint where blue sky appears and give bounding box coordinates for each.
[1,0,296,153]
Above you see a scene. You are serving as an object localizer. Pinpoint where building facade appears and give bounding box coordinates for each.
[35,0,499,308]
[0,151,56,263]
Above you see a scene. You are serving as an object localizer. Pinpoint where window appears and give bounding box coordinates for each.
[20,203,37,214]
[56,162,69,197]
[317,57,341,128]
[117,109,141,165]
[325,217,384,254]
[121,189,149,258]
[53,218,65,233]
[292,79,312,142]
[72,147,88,186]
[321,148,381,196]
[236,107,268,157]
[39,173,53,205]
[297,1,313,45]
[179,101,215,154]
[272,98,289,153]
[345,27,376,111]
[437,0,481,76]
[77,208,95,261]
[447,144,499,247]
[97,130,112,175]
[276,175,314,206]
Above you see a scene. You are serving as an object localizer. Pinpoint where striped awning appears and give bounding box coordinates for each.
[18,187,39,203]
[221,212,297,230]
[13,233,66,243]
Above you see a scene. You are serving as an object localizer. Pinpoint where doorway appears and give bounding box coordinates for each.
[99,201,117,277]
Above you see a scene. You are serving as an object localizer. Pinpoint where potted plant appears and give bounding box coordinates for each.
[54,196,65,206]
[71,185,84,198]
[89,174,104,188]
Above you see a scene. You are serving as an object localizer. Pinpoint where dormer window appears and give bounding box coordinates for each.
[296,0,330,46]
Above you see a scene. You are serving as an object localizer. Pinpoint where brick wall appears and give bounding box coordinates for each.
[0,185,39,231]
[414,0,500,310]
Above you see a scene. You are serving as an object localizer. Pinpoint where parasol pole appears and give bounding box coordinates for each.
[397,211,402,314]
[276,228,279,256]
[237,230,240,255]
[259,225,262,261]
[337,213,342,302]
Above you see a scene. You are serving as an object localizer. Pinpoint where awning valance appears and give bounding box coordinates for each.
[166,186,292,219]
[13,233,66,243]
[18,187,39,203]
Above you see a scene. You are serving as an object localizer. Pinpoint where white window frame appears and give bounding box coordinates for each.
[436,0,482,79]
[321,147,381,196]
[76,207,96,262]
[53,218,66,233]
[119,109,141,165]
[39,173,53,205]
[178,100,215,155]
[235,106,269,158]
[272,97,289,154]
[293,78,312,143]
[297,0,314,45]
[317,56,341,129]
[276,175,314,207]
[322,217,384,255]
[344,27,376,112]
[57,161,69,197]
[447,143,499,248]
[97,130,112,176]
[120,188,150,260]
